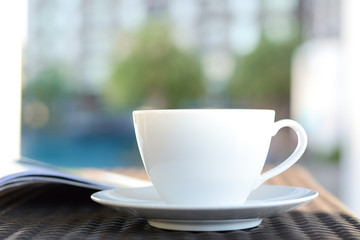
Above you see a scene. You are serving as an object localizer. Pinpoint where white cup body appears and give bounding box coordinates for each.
[133,109,280,206]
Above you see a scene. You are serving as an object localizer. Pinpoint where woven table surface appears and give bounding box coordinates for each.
[0,165,360,240]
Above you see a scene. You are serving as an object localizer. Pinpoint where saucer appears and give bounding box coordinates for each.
[91,185,318,231]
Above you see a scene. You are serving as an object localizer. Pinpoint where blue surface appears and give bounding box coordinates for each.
[21,133,143,168]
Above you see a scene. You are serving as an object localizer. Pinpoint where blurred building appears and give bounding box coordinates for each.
[25,0,298,95]
[300,0,340,39]
[26,0,125,92]
[291,0,341,152]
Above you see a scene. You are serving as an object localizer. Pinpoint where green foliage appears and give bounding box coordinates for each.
[311,145,341,164]
[23,66,70,103]
[103,22,205,110]
[22,66,71,130]
[228,35,300,105]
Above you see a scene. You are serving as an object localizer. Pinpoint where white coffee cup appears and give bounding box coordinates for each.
[133,109,307,206]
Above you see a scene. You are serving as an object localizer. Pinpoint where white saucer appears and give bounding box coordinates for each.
[91,185,318,231]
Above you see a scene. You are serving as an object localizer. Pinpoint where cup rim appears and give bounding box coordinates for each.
[133,109,275,114]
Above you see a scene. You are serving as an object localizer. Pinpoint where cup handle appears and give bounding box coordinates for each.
[252,119,308,190]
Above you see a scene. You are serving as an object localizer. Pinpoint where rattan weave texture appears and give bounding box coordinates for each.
[0,166,359,240]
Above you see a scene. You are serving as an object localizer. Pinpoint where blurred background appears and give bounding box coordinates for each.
[22,0,305,168]
[2,0,360,216]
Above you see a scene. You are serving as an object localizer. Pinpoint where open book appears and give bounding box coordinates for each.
[1,158,151,194]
